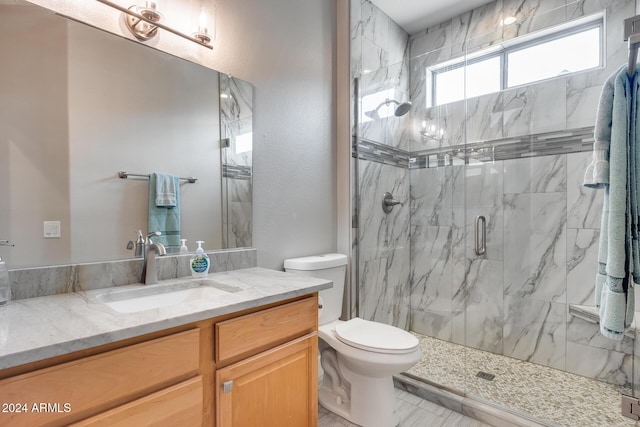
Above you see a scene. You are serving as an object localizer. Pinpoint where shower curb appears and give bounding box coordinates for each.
[393,373,558,427]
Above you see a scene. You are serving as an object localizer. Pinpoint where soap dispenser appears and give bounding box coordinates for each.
[180,239,189,254]
[0,241,14,306]
[190,241,210,278]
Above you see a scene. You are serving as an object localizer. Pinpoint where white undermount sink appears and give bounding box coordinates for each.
[96,279,242,313]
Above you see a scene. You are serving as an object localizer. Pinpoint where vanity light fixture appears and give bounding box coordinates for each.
[96,0,214,49]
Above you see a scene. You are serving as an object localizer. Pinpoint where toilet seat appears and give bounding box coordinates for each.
[334,318,419,354]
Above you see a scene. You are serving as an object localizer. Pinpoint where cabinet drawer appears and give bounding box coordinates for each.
[0,329,200,426]
[71,376,203,427]
[216,296,318,364]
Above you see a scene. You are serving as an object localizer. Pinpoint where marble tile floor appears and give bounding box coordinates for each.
[407,333,637,427]
[318,387,492,427]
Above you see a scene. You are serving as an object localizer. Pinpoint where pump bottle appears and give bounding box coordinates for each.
[190,241,210,278]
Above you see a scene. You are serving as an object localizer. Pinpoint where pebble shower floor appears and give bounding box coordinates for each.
[407,333,637,427]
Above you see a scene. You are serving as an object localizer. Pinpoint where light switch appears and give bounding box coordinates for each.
[43,221,61,238]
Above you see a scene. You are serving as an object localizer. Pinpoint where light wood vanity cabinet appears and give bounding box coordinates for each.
[215,297,318,427]
[0,294,318,427]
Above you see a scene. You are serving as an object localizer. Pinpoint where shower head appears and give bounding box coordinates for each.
[365,98,412,119]
[393,100,412,117]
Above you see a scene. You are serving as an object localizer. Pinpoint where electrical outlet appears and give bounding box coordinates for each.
[43,221,61,238]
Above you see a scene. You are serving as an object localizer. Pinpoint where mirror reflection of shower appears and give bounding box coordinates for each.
[364,98,412,120]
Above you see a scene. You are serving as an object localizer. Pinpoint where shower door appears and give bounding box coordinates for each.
[457,6,637,424]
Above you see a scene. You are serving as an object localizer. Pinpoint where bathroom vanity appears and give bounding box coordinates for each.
[0,268,329,426]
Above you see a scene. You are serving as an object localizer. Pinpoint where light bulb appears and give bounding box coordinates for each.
[198,7,208,34]
[193,1,216,45]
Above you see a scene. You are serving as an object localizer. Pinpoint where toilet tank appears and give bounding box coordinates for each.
[284,253,347,325]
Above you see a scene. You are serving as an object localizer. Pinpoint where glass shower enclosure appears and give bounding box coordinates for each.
[349,0,640,425]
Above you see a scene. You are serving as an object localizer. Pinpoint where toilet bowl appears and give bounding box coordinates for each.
[318,319,421,427]
[284,254,421,427]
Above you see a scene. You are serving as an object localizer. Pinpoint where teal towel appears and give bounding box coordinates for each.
[155,172,177,207]
[585,65,639,340]
[148,173,181,250]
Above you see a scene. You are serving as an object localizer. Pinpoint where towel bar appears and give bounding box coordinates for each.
[118,171,197,183]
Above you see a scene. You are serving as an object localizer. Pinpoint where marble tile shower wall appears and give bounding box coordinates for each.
[355,0,411,152]
[352,0,412,328]
[409,0,635,153]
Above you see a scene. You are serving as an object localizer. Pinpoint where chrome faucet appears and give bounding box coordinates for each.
[141,232,166,284]
[127,230,161,258]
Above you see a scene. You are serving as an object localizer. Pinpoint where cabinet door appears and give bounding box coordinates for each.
[216,333,318,427]
[71,376,203,427]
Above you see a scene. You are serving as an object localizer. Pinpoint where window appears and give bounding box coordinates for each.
[428,16,603,107]
[434,56,501,106]
[507,26,601,87]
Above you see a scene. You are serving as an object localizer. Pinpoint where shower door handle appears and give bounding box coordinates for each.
[475,215,486,256]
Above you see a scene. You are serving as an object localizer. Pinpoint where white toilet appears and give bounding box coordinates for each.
[284,253,421,427]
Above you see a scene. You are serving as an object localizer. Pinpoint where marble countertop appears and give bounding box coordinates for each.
[0,267,331,370]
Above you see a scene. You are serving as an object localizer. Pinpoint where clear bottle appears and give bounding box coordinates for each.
[190,241,210,278]
[0,241,13,306]
[180,239,189,254]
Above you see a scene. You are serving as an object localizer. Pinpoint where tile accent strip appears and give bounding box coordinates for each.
[354,127,595,169]
[411,127,595,169]
[353,137,410,168]
[222,164,252,180]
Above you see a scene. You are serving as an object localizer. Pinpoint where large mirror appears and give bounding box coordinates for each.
[0,1,253,268]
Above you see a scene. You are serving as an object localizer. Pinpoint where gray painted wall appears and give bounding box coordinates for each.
[233,0,338,269]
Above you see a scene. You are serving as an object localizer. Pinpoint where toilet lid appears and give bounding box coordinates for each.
[334,318,419,354]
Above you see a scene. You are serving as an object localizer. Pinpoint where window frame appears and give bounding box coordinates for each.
[428,15,604,107]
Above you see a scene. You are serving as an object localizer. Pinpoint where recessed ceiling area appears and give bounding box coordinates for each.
[371,0,494,35]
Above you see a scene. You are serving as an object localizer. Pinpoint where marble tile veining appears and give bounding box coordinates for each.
[502,296,566,370]
[410,225,453,313]
[503,192,567,302]
[566,228,599,306]
[503,155,566,194]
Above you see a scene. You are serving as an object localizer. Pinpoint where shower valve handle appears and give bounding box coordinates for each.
[382,192,403,213]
